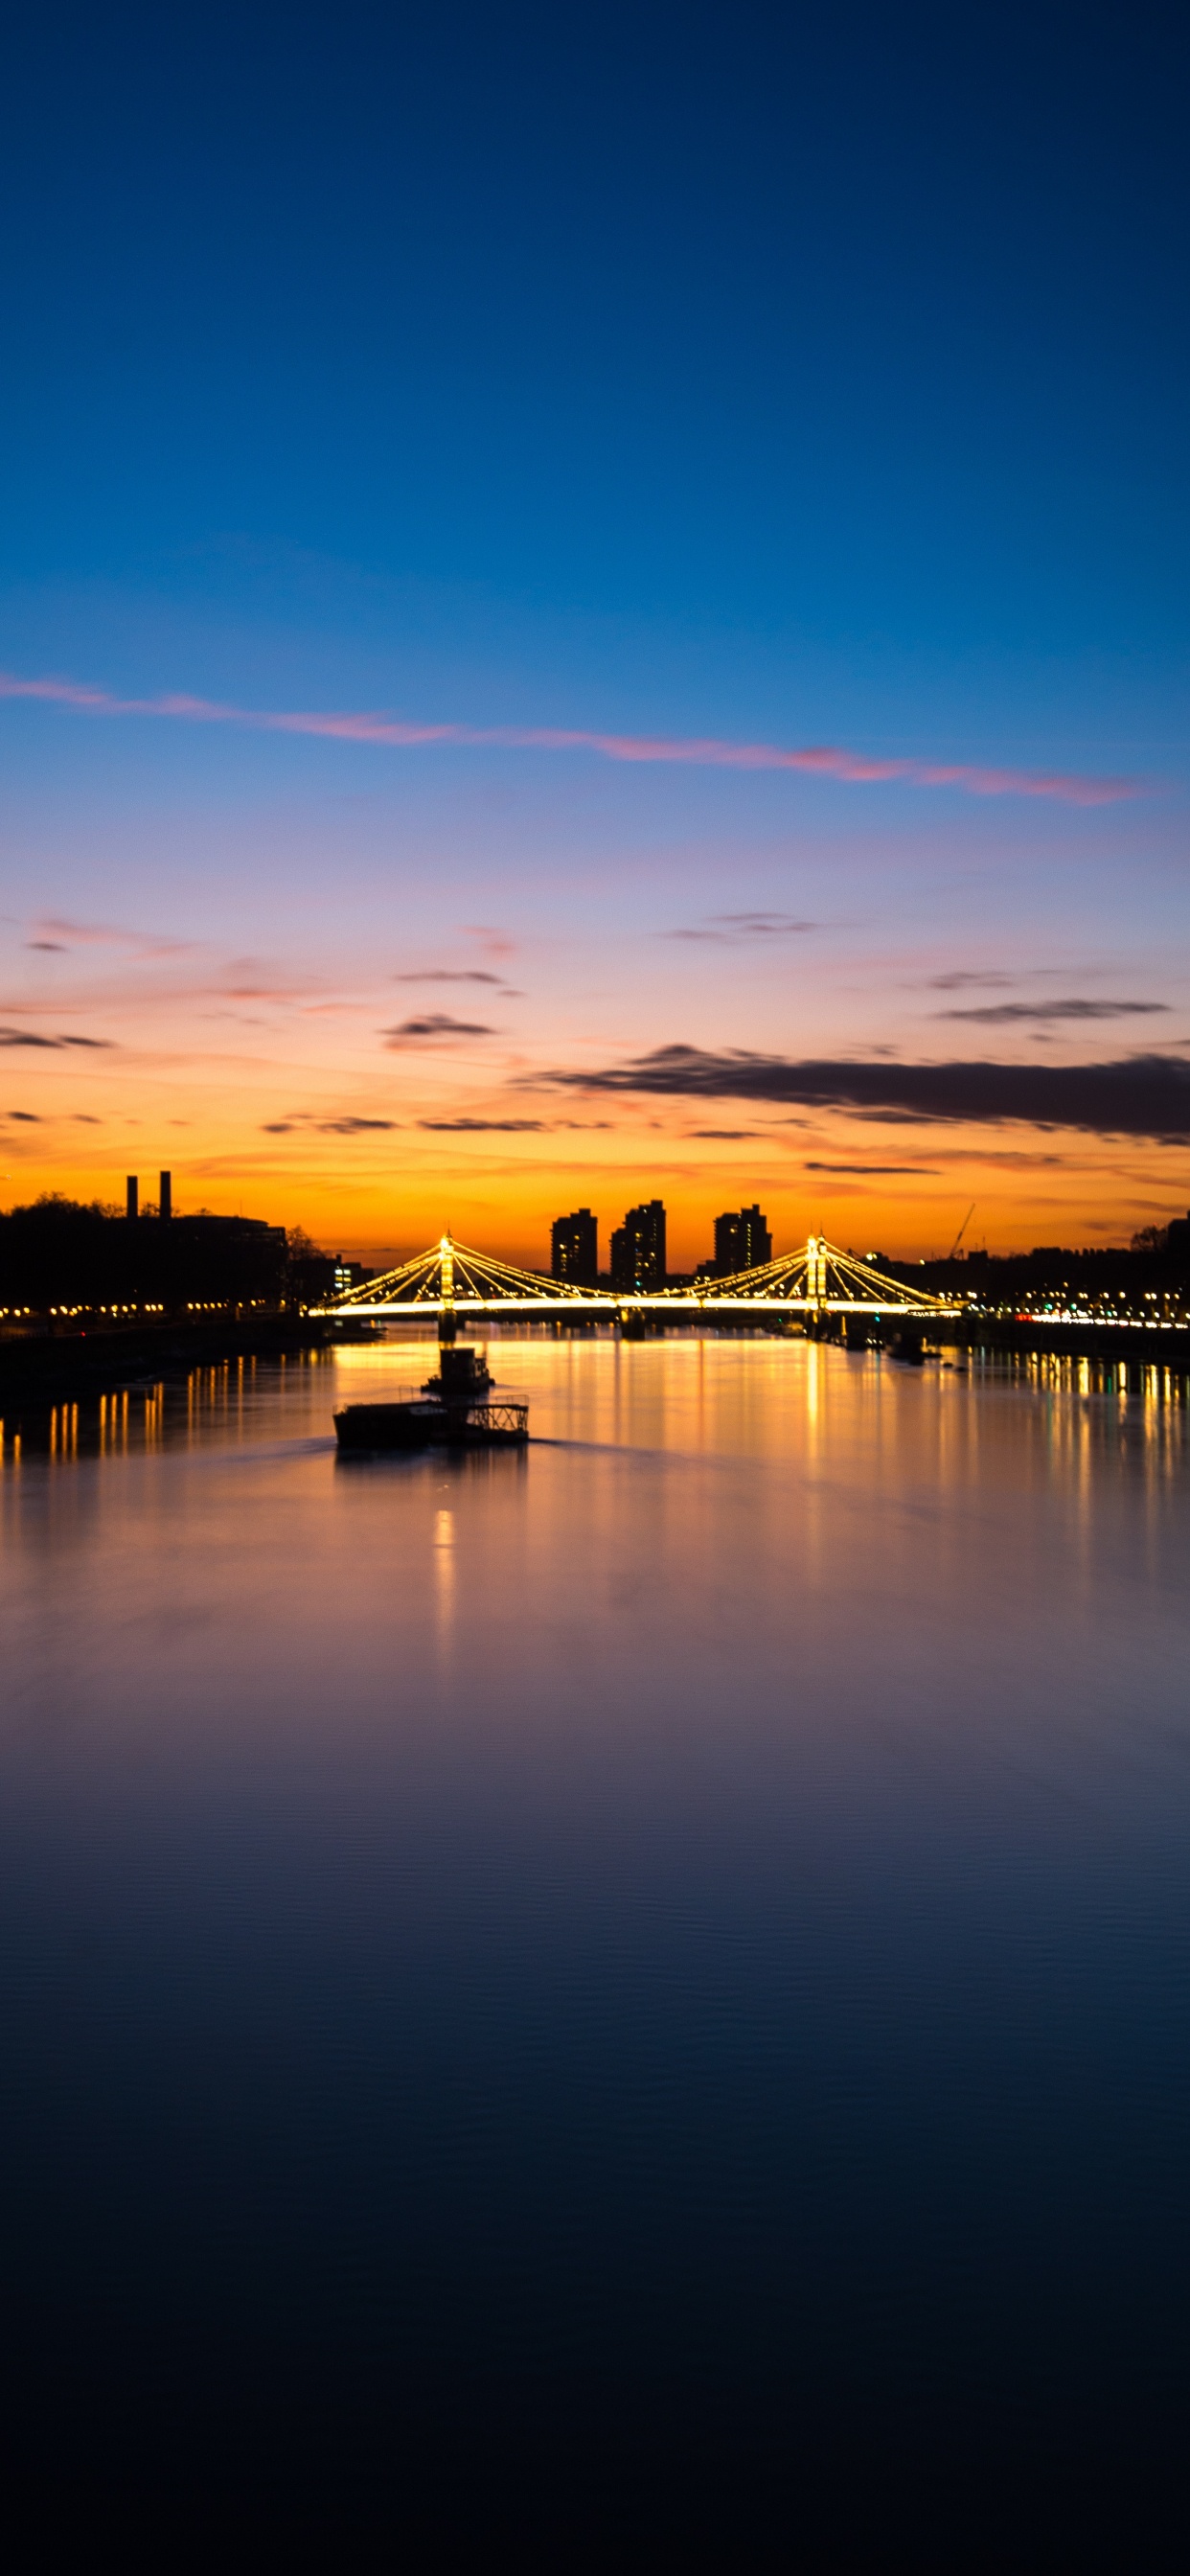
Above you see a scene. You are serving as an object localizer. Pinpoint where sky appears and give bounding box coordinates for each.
[1,0,1188,1267]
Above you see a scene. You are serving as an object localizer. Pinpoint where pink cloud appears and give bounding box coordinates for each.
[0,669,1142,807]
[31,913,197,959]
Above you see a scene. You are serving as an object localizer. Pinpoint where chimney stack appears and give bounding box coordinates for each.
[159,1169,172,1221]
[126,1175,139,1221]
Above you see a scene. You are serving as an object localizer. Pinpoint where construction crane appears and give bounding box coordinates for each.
[948,1204,975,1261]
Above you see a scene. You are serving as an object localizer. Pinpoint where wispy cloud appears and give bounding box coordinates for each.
[383,1013,497,1043]
[537,1044,1190,1138]
[1,1024,114,1048]
[419,1117,544,1132]
[926,971,1016,991]
[263,1114,399,1135]
[462,927,517,959]
[805,1162,941,1175]
[937,999,1170,1024]
[0,671,1141,808]
[396,970,509,987]
[666,913,821,942]
[29,913,197,960]
[316,1116,398,1135]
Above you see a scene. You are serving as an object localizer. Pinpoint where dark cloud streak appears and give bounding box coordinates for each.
[666,913,820,943]
[925,971,1016,991]
[317,1117,397,1134]
[262,1116,398,1135]
[395,971,521,992]
[0,1026,113,1048]
[938,999,1169,1024]
[383,1013,496,1042]
[538,1045,1190,1140]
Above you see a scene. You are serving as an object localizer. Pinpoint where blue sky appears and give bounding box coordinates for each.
[4,2,1188,656]
[1,1,1187,1258]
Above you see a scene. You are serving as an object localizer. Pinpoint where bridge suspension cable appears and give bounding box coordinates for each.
[680,1233,954,1312]
[322,1232,958,1318]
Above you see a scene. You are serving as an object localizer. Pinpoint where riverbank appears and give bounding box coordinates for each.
[952,1315,1190,1368]
[0,1314,373,1417]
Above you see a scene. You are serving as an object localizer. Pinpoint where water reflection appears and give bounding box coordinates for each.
[434,1501,455,1645]
[1,1331,1189,2561]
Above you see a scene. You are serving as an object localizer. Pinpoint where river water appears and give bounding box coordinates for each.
[2,1333,1189,2565]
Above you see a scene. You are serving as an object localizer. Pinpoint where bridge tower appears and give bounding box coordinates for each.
[439,1233,458,1345]
[807,1233,827,1310]
[319,1230,959,1323]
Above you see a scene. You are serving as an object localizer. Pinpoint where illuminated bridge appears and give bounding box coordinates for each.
[319,1234,960,1323]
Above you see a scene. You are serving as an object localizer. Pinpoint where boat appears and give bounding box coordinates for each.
[423,1344,493,1403]
[333,1344,529,1452]
[884,1331,926,1366]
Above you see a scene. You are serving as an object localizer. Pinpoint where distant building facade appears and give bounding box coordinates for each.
[551,1207,599,1288]
[610,1200,666,1292]
[333,1258,372,1297]
[0,1201,288,1316]
[710,1205,772,1278]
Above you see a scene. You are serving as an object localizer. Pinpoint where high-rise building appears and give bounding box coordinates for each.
[159,1169,172,1221]
[741,1204,771,1269]
[610,1200,666,1292]
[712,1204,771,1277]
[551,1207,599,1288]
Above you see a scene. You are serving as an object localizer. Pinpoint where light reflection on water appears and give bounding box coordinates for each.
[1,1331,1189,2562]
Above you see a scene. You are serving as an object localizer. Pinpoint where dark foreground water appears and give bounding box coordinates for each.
[2,1334,1189,2567]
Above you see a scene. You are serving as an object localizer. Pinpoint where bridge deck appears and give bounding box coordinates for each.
[322,1294,962,1319]
[318,1233,961,1323]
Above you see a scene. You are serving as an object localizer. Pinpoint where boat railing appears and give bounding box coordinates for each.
[463,1400,529,1438]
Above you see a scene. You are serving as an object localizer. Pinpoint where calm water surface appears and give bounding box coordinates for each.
[2,1335,1189,2564]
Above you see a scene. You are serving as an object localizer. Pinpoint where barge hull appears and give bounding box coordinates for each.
[333,1398,529,1453]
